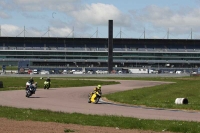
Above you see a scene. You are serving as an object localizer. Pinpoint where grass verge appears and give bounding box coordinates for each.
[0,77,119,91]
[104,77,200,111]
[0,105,199,133]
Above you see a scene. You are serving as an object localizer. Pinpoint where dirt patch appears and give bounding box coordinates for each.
[0,118,175,133]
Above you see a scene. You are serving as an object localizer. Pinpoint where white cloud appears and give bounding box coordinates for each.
[48,26,73,37]
[1,24,21,37]
[12,0,80,12]
[70,3,131,27]
[131,5,200,34]
[0,0,131,37]
[0,11,11,19]
[22,13,48,19]
[2,1,200,38]
[6,1,131,27]
[1,24,75,37]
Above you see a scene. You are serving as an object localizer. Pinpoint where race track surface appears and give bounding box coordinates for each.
[0,80,199,122]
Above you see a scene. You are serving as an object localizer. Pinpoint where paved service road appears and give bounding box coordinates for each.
[0,80,199,122]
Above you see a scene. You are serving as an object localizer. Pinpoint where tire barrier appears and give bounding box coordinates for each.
[175,98,188,104]
[0,81,3,88]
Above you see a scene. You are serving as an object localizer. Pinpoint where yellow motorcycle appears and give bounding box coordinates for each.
[88,90,102,104]
[44,81,51,89]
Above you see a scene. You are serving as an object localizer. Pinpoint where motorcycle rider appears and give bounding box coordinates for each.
[46,77,51,82]
[28,77,36,94]
[26,77,34,90]
[44,77,51,89]
[29,77,34,84]
[89,85,102,98]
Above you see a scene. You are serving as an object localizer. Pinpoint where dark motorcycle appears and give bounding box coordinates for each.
[88,90,102,104]
[26,82,37,98]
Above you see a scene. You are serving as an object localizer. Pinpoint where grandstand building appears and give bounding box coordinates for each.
[0,37,200,73]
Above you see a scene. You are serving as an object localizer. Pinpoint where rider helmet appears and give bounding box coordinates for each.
[97,85,101,89]
[29,77,33,83]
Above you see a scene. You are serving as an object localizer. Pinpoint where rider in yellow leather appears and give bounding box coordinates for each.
[90,85,101,97]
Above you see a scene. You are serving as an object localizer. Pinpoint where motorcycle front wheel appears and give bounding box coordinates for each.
[26,91,31,98]
[44,84,50,89]
[88,98,91,103]
[94,97,100,104]
[88,94,91,103]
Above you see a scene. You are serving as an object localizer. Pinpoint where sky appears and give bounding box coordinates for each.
[1,0,200,39]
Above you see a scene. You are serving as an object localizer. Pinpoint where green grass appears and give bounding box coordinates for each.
[104,77,200,111]
[0,77,119,91]
[0,105,199,133]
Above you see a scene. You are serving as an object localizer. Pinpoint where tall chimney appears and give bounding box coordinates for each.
[108,20,113,73]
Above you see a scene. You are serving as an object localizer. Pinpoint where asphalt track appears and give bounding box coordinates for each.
[0,76,200,122]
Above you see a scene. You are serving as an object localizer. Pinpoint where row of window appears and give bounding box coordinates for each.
[1,56,200,61]
[1,43,200,49]
[1,51,200,57]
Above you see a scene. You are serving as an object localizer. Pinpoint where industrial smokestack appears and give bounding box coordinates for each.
[108,20,113,73]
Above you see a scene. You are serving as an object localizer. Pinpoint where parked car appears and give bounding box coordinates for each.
[33,69,38,74]
[175,71,182,74]
[40,70,49,75]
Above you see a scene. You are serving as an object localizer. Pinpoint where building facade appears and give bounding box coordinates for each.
[0,37,200,73]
